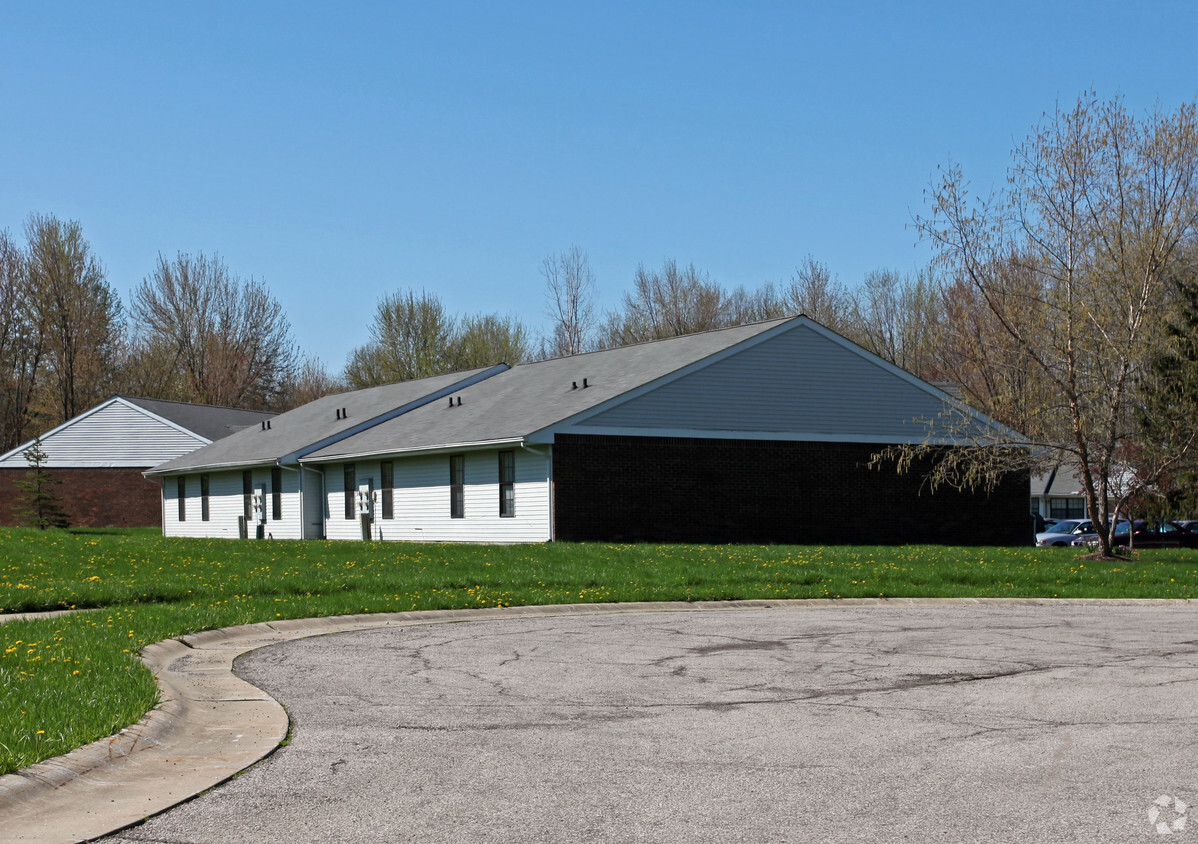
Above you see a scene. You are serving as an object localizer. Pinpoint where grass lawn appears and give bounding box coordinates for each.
[2,527,1197,774]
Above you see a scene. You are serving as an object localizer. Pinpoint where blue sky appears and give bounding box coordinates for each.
[3,1,1197,372]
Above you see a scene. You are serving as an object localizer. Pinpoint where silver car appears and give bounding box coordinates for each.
[1033,519,1128,547]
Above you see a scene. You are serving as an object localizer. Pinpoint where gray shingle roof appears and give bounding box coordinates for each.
[301,318,794,462]
[120,397,276,442]
[145,366,503,475]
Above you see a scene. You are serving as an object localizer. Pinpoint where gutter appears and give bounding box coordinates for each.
[298,437,527,464]
[144,459,275,478]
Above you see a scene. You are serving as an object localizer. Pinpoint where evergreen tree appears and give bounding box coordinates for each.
[1136,275,1198,516]
[14,437,69,529]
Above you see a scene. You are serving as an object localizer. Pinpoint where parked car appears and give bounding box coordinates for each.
[1035,519,1089,546]
[1036,519,1130,547]
[1071,520,1198,549]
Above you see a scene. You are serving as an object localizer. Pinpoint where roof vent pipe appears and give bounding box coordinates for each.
[456,396,462,406]
[572,381,577,390]
[342,408,347,418]
[260,421,266,431]
[448,397,454,408]
[583,378,589,388]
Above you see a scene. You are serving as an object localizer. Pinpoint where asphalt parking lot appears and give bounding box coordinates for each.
[106,603,1198,843]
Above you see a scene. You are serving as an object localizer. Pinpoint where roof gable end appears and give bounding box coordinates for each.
[0,397,212,468]
[530,317,1013,445]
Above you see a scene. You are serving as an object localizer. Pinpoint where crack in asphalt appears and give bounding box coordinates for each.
[365,662,1067,733]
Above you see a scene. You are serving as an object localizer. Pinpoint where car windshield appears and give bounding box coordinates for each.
[1045,520,1082,534]
[1076,519,1132,537]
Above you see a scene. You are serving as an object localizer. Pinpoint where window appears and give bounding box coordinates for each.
[177,477,186,521]
[498,450,514,518]
[201,474,210,522]
[271,467,282,520]
[344,464,356,520]
[1049,497,1085,520]
[381,461,394,520]
[242,470,253,521]
[450,455,465,518]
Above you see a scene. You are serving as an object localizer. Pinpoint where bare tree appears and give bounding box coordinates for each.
[344,290,457,388]
[130,252,298,409]
[0,230,40,450]
[890,93,1198,558]
[116,333,189,401]
[277,356,343,410]
[542,246,597,357]
[451,313,530,370]
[725,282,790,324]
[932,262,1056,437]
[345,290,534,387]
[24,213,122,427]
[781,256,856,334]
[850,268,944,378]
[599,260,729,346]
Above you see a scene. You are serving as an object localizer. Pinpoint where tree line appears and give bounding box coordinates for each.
[0,214,948,451]
[0,222,320,453]
[6,92,1198,556]
[341,253,947,389]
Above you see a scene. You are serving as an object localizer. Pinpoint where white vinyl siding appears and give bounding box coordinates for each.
[320,448,550,543]
[0,400,208,468]
[163,468,304,540]
[571,324,965,441]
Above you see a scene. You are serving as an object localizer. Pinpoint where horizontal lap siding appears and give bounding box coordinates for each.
[553,435,1031,546]
[576,325,961,440]
[321,450,550,543]
[163,468,303,540]
[323,460,381,542]
[0,402,207,468]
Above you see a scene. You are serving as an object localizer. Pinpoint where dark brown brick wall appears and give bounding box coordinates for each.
[553,435,1031,545]
[0,468,163,528]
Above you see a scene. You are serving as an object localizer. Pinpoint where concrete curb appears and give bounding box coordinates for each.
[0,609,96,625]
[1,597,1195,842]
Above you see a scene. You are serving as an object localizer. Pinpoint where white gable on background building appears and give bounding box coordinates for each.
[0,397,272,469]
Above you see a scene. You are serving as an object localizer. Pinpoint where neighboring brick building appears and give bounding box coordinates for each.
[149,316,1031,546]
[0,397,275,528]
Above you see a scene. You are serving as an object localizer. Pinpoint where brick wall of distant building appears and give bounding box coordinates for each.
[552,434,1031,545]
[0,468,162,528]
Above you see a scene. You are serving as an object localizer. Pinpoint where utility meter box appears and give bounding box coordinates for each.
[358,479,375,540]
[356,481,375,517]
[252,485,267,538]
